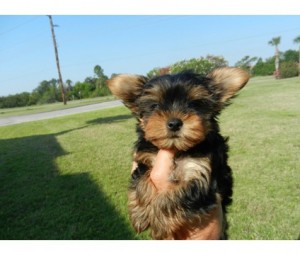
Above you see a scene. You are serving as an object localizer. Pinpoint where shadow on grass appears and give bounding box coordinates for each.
[0,129,136,240]
[86,114,133,125]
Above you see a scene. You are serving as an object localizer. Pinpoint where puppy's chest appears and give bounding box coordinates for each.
[171,156,211,186]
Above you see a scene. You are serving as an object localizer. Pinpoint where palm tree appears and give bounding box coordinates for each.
[94,65,104,78]
[268,36,281,78]
[293,36,300,76]
[66,79,73,91]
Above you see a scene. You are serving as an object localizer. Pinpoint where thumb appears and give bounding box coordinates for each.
[150,149,175,191]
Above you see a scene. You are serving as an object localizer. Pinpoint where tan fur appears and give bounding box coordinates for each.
[172,157,211,188]
[207,67,250,103]
[141,85,165,103]
[134,151,156,169]
[187,86,212,101]
[107,74,147,113]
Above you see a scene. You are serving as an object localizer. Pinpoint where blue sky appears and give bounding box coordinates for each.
[1,15,300,96]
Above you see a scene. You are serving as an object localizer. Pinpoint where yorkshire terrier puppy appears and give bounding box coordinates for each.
[108,67,249,240]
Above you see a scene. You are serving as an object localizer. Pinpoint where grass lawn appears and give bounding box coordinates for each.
[0,76,299,240]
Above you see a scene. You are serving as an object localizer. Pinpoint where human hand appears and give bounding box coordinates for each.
[150,149,175,191]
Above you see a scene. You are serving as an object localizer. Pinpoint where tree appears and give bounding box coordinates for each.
[94,65,104,78]
[0,92,31,108]
[35,80,49,94]
[72,82,91,99]
[170,55,228,76]
[170,58,214,75]
[92,65,110,97]
[66,79,73,90]
[84,76,97,86]
[251,57,274,76]
[205,54,228,68]
[283,49,298,63]
[147,68,161,78]
[146,55,228,78]
[65,79,73,100]
[235,55,258,74]
[293,36,300,76]
[280,61,298,78]
[110,73,119,79]
[268,36,281,78]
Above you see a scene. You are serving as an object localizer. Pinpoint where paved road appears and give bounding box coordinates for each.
[0,100,123,127]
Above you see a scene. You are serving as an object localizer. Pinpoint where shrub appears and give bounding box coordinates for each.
[280,61,299,79]
[170,55,228,76]
[252,57,275,76]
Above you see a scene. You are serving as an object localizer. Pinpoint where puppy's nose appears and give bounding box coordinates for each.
[167,118,183,132]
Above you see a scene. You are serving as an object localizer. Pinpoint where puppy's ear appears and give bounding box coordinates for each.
[207,67,249,105]
[107,74,147,114]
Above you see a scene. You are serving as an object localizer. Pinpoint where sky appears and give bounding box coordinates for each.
[1,2,300,96]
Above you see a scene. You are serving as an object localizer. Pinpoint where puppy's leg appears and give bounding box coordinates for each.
[174,197,223,240]
[128,152,156,233]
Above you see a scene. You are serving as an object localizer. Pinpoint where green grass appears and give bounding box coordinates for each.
[0,76,299,240]
[0,95,115,118]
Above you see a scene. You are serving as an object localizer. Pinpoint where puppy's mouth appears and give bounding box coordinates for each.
[169,132,180,139]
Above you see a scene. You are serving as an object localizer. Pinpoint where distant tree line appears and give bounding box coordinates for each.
[148,46,299,81]
[235,49,299,78]
[0,65,112,108]
[235,35,300,79]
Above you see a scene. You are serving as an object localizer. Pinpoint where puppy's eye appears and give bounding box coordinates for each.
[188,100,210,111]
[188,101,202,109]
[150,103,159,111]
[188,99,214,114]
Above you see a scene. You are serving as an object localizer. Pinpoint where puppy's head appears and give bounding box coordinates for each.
[108,67,249,151]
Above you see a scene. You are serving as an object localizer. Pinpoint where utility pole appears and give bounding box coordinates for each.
[48,15,67,105]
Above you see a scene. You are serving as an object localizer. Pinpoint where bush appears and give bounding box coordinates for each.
[252,57,275,76]
[146,55,228,78]
[280,61,299,79]
[147,68,161,78]
[170,55,228,76]
[0,92,31,108]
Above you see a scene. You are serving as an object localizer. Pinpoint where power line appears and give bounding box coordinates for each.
[0,16,39,36]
